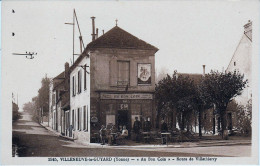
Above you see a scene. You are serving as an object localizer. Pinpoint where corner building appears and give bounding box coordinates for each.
[85,26,158,139]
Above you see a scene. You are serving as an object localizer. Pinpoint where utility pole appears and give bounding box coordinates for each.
[65,9,85,64]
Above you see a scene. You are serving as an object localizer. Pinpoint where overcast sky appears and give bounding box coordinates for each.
[2,0,259,111]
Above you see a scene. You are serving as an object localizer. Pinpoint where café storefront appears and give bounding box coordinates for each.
[93,93,155,132]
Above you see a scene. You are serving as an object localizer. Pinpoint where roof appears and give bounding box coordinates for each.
[54,71,64,80]
[179,73,203,85]
[86,26,158,51]
[69,53,88,72]
[53,71,65,90]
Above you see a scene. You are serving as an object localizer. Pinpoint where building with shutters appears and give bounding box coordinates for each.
[69,54,91,142]
[83,21,158,141]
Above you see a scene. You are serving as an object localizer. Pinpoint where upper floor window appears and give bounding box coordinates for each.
[78,70,82,93]
[117,61,130,86]
[84,64,87,90]
[52,94,55,105]
[234,62,236,66]
[72,76,76,96]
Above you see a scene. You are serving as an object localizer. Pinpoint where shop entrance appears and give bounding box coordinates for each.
[117,110,128,130]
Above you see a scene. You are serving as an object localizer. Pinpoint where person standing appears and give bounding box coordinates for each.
[144,117,152,132]
[161,120,168,144]
[99,125,106,145]
[161,120,168,132]
[133,117,141,143]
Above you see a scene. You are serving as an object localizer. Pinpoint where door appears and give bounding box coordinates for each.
[117,110,128,130]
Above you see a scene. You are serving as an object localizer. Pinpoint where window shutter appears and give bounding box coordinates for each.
[109,60,117,86]
[130,61,137,86]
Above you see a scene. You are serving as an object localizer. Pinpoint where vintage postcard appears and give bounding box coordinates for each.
[1,0,259,165]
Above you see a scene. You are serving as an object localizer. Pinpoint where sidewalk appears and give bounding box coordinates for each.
[40,122,251,149]
[40,122,75,141]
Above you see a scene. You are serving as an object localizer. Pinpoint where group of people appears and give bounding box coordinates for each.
[99,117,169,145]
[99,124,129,145]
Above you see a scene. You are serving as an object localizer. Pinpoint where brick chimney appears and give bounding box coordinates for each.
[96,28,99,39]
[244,20,252,41]
[202,65,206,76]
[91,17,96,41]
[64,62,70,89]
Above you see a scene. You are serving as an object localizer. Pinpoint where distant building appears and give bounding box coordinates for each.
[49,63,70,136]
[226,20,252,107]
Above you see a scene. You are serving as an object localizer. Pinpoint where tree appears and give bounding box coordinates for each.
[155,72,196,131]
[23,101,35,114]
[227,101,252,136]
[199,70,247,139]
[23,75,51,123]
[37,75,50,117]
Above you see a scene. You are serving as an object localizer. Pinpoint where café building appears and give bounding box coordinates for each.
[84,20,158,138]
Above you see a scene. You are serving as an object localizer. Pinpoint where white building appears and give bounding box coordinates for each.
[226,20,252,107]
[69,54,91,143]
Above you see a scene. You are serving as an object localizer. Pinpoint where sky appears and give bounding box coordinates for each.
[1,0,259,111]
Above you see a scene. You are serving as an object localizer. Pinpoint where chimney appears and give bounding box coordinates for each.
[102,30,104,35]
[64,62,70,89]
[96,28,99,39]
[91,17,96,41]
[202,65,206,76]
[244,20,252,41]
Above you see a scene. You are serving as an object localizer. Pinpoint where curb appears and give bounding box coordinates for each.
[39,123,75,142]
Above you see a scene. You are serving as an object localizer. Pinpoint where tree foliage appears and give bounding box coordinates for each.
[155,72,197,131]
[23,75,50,122]
[199,70,247,138]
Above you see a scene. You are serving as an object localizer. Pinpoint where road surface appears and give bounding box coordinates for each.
[12,112,251,157]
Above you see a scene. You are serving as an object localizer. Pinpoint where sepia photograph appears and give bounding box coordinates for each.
[1,0,259,165]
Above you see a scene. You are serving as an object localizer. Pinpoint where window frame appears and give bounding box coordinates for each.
[84,64,87,90]
[117,60,130,86]
[78,70,82,94]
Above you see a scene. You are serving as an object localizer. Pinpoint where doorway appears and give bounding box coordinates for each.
[117,110,128,130]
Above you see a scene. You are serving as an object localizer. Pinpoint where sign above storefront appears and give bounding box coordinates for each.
[100,93,153,100]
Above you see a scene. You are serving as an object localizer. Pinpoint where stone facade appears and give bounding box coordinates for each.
[84,25,158,142]
[88,48,156,135]
[226,20,252,107]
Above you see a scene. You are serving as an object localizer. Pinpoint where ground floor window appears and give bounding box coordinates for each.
[83,105,89,131]
[72,109,75,129]
[78,108,81,130]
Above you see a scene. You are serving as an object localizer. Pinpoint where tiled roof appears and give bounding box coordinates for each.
[86,26,158,51]
[180,73,203,85]
[54,71,64,79]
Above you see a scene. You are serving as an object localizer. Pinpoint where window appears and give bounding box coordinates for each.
[52,94,55,105]
[78,70,82,93]
[86,106,89,131]
[234,62,236,66]
[83,106,86,130]
[72,76,76,96]
[84,64,87,90]
[77,108,80,130]
[117,61,130,86]
[72,109,75,129]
